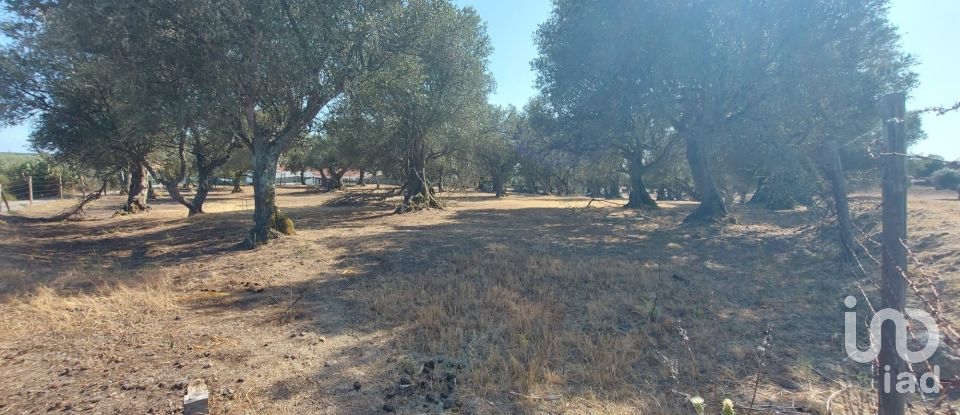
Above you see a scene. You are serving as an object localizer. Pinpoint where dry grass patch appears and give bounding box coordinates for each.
[361,242,764,413]
[0,275,176,340]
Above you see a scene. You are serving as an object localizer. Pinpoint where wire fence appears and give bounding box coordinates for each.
[843,200,959,413]
[1,177,64,199]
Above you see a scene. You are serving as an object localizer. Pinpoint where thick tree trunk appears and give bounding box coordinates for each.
[822,140,855,263]
[144,163,198,216]
[299,170,307,185]
[682,135,727,223]
[123,164,149,213]
[621,152,651,204]
[160,181,200,216]
[318,168,329,189]
[326,165,345,191]
[402,165,433,208]
[358,170,366,186]
[492,173,505,197]
[625,159,657,209]
[245,147,285,247]
[399,135,440,212]
[191,168,213,216]
[147,180,158,200]
[605,178,622,199]
[232,172,244,193]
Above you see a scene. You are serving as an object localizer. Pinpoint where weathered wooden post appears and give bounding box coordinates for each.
[823,139,855,262]
[0,184,9,213]
[878,92,907,415]
[27,175,33,205]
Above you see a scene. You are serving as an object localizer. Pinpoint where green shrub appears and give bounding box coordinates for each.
[930,168,960,191]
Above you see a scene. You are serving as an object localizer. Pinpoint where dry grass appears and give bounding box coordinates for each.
[373,254,697,413]
[0,185,957,414]
[0,276,176,338]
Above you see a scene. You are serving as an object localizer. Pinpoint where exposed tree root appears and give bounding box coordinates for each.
[395,195,444,214]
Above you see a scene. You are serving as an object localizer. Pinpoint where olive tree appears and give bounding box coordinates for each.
[333,0,492,212]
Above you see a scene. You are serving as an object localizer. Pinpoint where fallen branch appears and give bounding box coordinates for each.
[508,391,562,401]
[585,198,624,208]
[46,180,108,221]
[825,385,849,414]
[738,403,811,414]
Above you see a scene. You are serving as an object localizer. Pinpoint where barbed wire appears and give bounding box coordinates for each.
[847,218,958,411]
[853,224,955,342]
[912,101,960,116]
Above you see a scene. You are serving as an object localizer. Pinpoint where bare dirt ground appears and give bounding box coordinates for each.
[0,186,957,414]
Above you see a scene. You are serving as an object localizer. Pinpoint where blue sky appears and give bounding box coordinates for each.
[2,0,957,159]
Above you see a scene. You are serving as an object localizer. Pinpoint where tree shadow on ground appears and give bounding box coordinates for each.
[1,193,874,413]
[0,209,251,295]
[186,201,855,413]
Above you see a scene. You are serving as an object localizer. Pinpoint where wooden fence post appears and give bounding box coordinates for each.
[879,92,907,415]
[0,184,9,213]
[58,173,64,200]
[27,175,33,205]
[823,139,855,262]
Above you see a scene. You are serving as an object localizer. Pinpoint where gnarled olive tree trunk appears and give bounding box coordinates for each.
[232,172,244,193]
[191,167,213,215]
[144,140,227,216]
[326,164,346,191]
[625,154,656,209]
[246,145,291,246]
[399,134,440,212]
[156,180,205,216]
[682,135,727,223]
[123,163,149,213]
